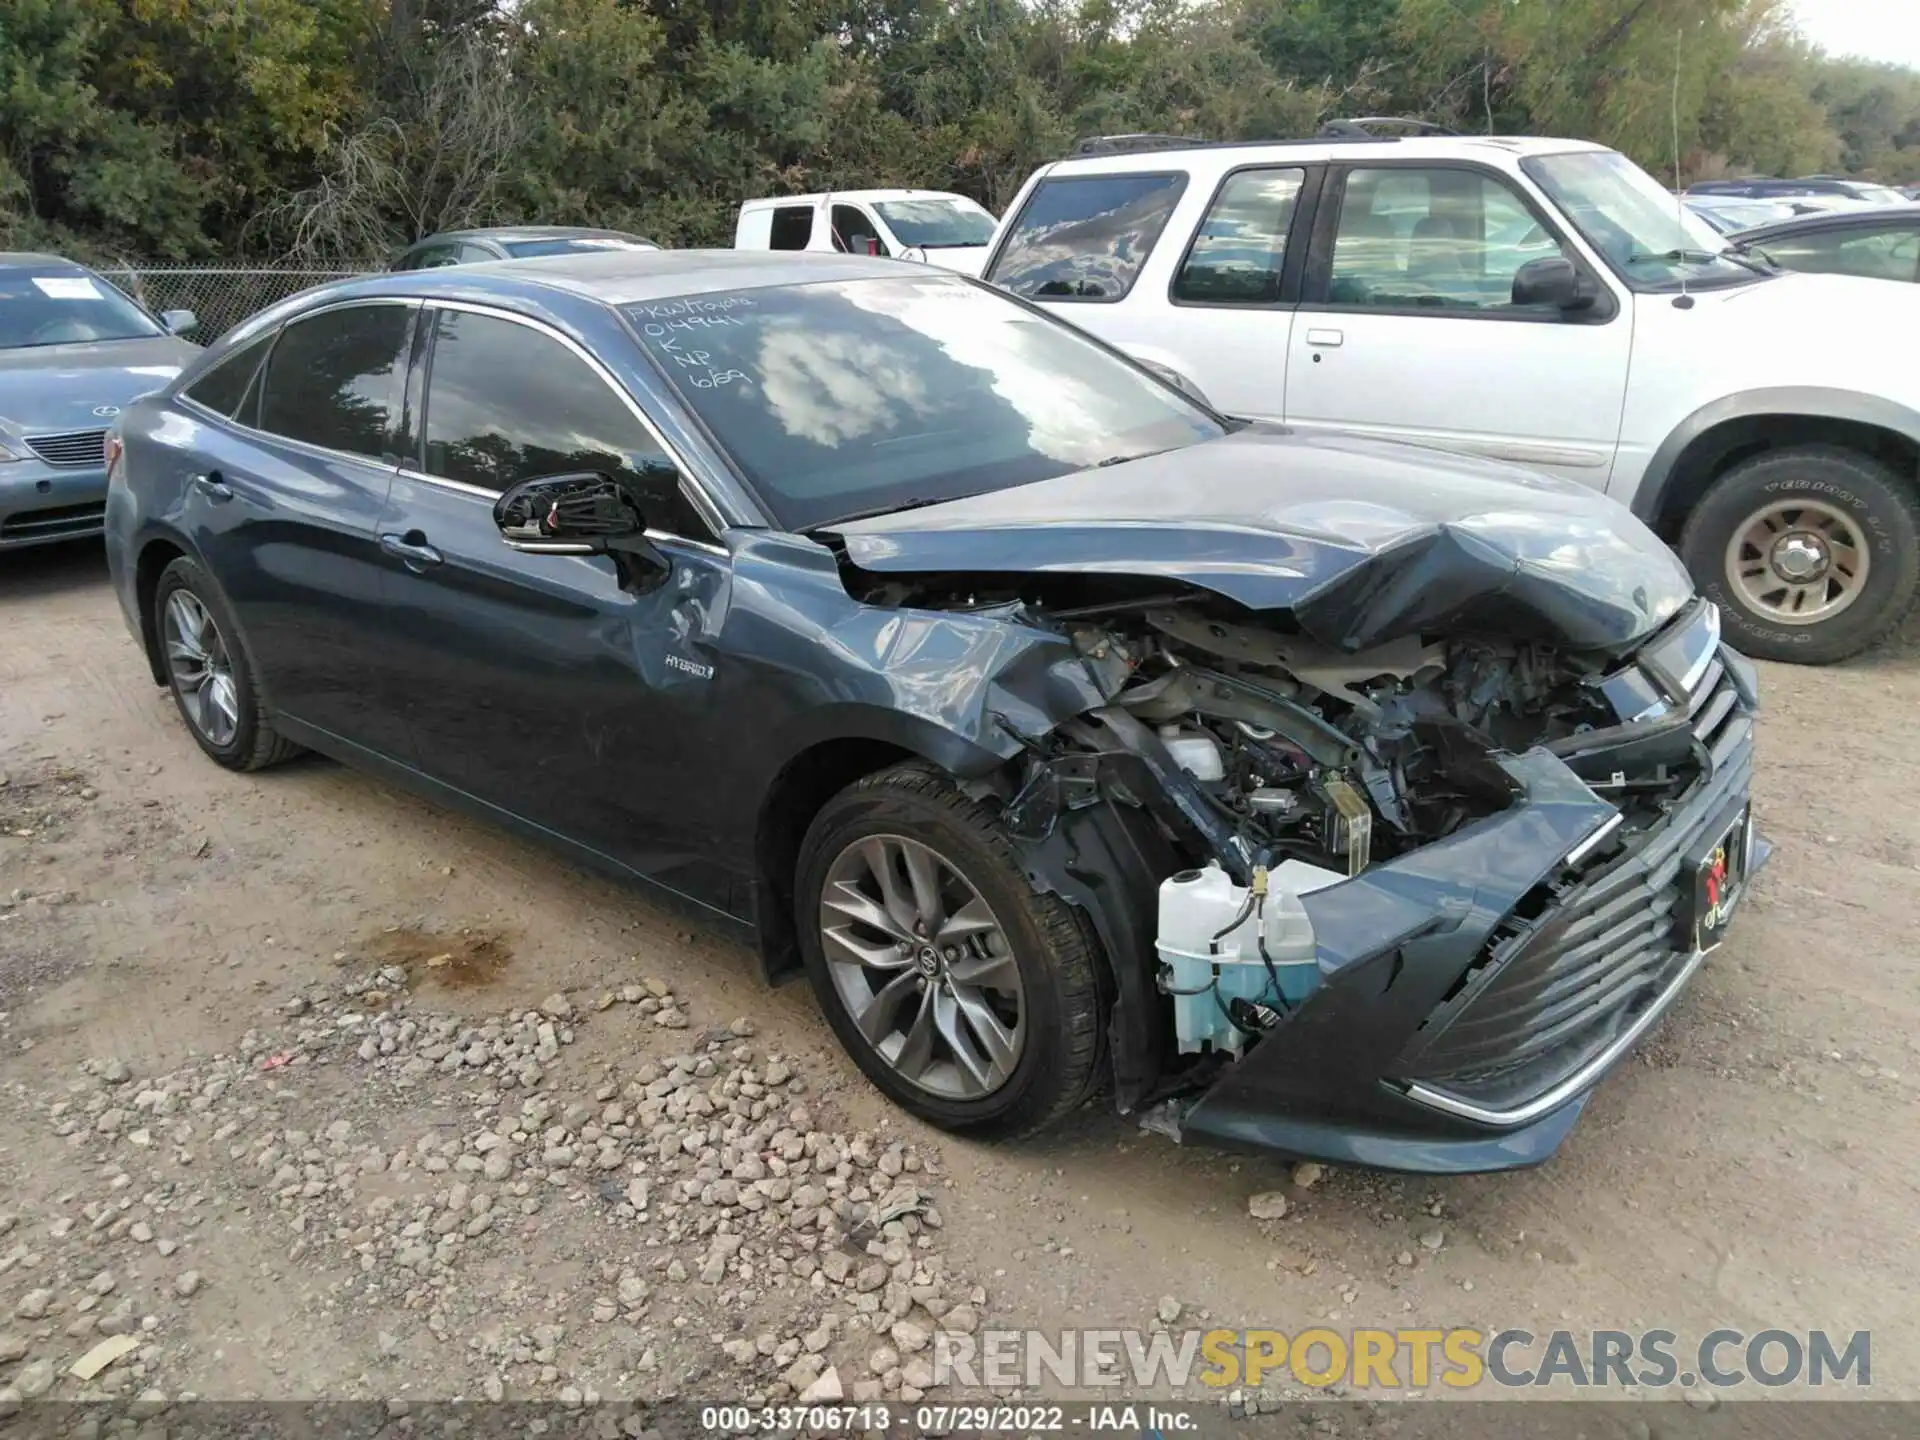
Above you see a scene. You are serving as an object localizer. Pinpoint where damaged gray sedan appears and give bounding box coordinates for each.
[106,251,1763,1173]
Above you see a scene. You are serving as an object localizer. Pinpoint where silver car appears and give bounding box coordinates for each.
[1,253,200,549]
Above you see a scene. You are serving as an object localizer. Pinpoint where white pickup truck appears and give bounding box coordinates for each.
[980,125,1920,663]
[734,189,998,276]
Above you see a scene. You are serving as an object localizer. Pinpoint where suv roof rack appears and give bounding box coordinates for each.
[1069,133,1200,157]
[1064,125,1436,161]
[1317,116,1460,139]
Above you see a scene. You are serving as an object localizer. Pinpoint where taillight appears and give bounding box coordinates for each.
[104,433,123,479]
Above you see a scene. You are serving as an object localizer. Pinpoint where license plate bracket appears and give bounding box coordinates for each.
[1684,803,1751,954]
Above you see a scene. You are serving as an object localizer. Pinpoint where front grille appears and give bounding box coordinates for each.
[0,500,107,541]
[1396,617,1754,1115]
[24,428,108,468]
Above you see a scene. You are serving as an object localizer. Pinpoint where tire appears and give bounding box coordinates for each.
[153,556,302,772]
[1679,445,1920,665]
[794,762,1105,1139]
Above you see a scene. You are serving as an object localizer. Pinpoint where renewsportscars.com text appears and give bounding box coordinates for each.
[931,1326,1871,1391]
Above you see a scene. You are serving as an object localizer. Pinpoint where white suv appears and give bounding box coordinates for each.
[981,126,1920,663]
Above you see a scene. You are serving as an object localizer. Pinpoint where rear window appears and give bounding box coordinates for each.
[499,236,655,258]
[987,172,1187,302]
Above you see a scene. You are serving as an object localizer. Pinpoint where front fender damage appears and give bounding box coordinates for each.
[827,541,1745,1166]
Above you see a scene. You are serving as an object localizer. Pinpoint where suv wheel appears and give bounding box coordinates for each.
[1680,445,1920,664]
[154,556,303,771]
[794,762,1105,1138]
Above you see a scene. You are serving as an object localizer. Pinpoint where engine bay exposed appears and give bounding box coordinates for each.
[850,574,1712,1070]
[852,570,1698,878]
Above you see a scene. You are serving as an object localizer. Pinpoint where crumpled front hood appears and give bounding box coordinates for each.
[0,335,199,435]
[832,426,1696,652]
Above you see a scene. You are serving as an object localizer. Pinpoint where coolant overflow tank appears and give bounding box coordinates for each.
[1157,860,1345,1055]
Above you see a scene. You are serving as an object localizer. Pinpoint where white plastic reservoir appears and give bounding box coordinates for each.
[1157,860,1345,1055]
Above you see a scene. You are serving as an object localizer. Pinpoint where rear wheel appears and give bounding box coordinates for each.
[1680,445,1920,664]
[154,557,302,772]
[795,762,1104,1138]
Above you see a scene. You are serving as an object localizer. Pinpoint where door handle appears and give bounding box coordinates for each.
[1305,328,1345,348]
[191,472,233,503]
[379,532,444,569]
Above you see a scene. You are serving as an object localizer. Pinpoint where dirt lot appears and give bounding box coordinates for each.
[2,542,1918,1421]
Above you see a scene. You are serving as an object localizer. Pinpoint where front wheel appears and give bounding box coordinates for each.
[1679,445,1920,664]
[794,762,1106,1139]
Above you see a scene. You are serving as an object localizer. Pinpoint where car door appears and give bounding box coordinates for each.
[372,301,737,908]
[1281,163,1632,488]
[831,204,888,256]
[1152,165,1311,419]
[182,298,417,759]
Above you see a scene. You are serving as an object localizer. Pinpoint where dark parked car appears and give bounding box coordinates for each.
[1689,176,1911,207]
[1732,208,1920,285]
[1,253,200,549]
[390,227,657,270]
[103,251,1763,1173]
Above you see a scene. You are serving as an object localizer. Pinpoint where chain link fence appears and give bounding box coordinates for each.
[102,265,378,341]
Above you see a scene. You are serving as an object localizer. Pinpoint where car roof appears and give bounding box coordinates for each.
[1040,134,1611,176]
[1734,208,1920,241]
[0,251,94,273]
[412,226,649,246]
[740,190,975,209]
[293,248,914,314]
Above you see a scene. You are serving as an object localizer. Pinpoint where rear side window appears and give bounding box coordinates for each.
[257,303,412,461]
[988,173,1187,302]
[768,206,815,250]
[183,332,274,418]
[1173,167,1305,305]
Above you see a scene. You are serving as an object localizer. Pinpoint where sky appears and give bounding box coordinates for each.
[1792,0,1920,70]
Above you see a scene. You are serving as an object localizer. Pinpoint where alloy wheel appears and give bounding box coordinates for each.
[1724,497,1870,625]
[816,834,1026,1100]
[163,589,240,747]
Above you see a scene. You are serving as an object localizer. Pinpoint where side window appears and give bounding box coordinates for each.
[768,206,815,250]
[987,173,1187,302]
[1172,167,1305,305]
[1762,228,1920,282]
[1325,167,1569,313]
[182,332,274,418]
[256,304,412,460]
[457,244,497,265]
[831,205,887,256]
[421,310,709,539]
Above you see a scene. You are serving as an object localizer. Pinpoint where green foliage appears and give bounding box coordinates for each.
[2,0,1914,262]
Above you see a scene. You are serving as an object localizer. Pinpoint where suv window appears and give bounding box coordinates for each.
[1756,226,1920,283]
[183,332,274,418]
[1325,167,1567,312]
[1173,167,1305,304]
[421,309,708,537]
[988,173,1187,302]
[768,206,814,250]
[257,303,411,460]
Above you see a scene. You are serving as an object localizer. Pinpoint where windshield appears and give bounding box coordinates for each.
[872,200,996,249]
[1524,151,1762,290]
[502,236,655,258]
[0,269,162,349]
[1851,185,1908,207]
[623,275,1223,531]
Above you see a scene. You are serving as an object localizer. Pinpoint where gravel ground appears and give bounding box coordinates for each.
[2,543,1918,1426]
